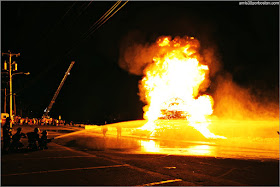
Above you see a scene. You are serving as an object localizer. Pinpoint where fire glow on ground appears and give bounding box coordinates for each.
[53,119,279,161]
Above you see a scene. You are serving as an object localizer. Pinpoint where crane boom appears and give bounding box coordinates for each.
[42,61,75,118]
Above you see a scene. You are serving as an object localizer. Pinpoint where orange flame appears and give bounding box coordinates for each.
[139,36,225,139]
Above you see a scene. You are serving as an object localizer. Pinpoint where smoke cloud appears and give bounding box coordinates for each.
[118,31,221,79]
[118,31,159,75]
[212,73,279,120]
[118,32,278,121]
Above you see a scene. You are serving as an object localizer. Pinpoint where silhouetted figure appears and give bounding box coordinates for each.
[10,127,26,151]
[39,130,52,150]
[102,126,108,137]
[51,120,55,126]
[27,128,40,150]
[2,117,12,152]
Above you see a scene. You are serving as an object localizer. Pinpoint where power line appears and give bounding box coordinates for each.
[75,1,93,19]
[85,0,129,40]
[16,1,129,94]
[13,3,86,95]
[65,0,129,56]
[56,2,77,28]
[36,2,77,44]
[82,1,121,39]
[64,1,122,56]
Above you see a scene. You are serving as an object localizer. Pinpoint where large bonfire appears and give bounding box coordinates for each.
[138,36,225,139]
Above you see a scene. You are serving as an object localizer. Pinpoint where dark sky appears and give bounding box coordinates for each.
[1,1,279,123]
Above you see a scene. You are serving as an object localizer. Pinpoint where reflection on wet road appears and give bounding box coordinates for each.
[56,119,279,161]
[140,141,215,156]
[137,139,278,160]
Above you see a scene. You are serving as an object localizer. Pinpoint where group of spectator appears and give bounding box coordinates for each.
[13,116,73,126]
[2,117,53,152]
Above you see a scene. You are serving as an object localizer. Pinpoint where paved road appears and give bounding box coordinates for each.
[1,125,279,186]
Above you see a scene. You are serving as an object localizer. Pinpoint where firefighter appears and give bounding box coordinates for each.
[102,126,108,137]
[26,127,40,150]
[38,130,53,150]
[10,127,26,151]
[2,117,12,152]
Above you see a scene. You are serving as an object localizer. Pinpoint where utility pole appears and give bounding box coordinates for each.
[4,88,7,113]
[2,51,20,128]
[13,93,16,116]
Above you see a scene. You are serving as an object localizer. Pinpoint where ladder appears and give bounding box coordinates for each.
[42,61,75,118]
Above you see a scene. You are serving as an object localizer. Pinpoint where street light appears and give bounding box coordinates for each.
[12,72,30,77]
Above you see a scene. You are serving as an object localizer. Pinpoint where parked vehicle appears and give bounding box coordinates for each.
[1,113,9,126]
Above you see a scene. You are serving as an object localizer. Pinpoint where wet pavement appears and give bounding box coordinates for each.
[1,123,279,186]
[82,120,279,160]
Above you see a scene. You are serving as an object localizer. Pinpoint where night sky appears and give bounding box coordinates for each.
[1,1,279,124]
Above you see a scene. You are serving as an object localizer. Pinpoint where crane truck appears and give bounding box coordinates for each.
[42,61,75,119]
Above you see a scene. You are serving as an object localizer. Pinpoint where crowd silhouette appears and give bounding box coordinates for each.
[2,117,54,153]
[12,116,69,126]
